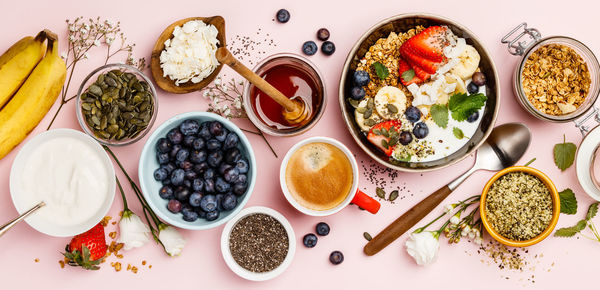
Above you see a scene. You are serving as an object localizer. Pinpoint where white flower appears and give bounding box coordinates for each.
[474,237,483,245]
[117,210,151,250]
[106,36,114,45]
[463,225,471,234]
[468,232,475,239]
[68,35,75,42]
[83,52,89,59]
[69,25,77,32]
[405,231,440,266]
[233,97,242,109]
[94,39,101,47]
[450,215,460,225]
[159,225,186,256]
[60,52,67,60]
[444,204,454,213]
[81,28,88,35]
[214,78,221,86]
[105,19,115,28]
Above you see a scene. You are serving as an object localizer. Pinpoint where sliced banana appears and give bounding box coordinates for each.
[445,74,467,94]
[374,86,407,120]
[355,98,383,132]
[450,45,480,80]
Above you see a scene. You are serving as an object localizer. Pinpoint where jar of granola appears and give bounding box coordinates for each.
[502,23,600,129]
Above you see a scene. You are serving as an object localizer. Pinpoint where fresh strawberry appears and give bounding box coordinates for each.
[409,59,431,82]
[63,223,107,270]
[401,26,449,63]
[401,49,442,74]
[367,120,402,156]
[398,58,423,86]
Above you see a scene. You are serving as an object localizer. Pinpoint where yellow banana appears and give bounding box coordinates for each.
[0,31,47,108]
[0,30,66,159]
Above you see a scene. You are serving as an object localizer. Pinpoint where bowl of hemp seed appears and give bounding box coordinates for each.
[480,166,560,247]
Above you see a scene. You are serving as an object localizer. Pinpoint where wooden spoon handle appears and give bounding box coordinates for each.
[215,47,297,112]
[363,185,453,256]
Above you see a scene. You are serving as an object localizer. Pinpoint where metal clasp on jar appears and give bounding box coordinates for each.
[501,23,541,56]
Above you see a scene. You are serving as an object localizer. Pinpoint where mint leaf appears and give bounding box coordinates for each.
[586,202,598,221]
[430,104,448,128]
[554,135,576,171]
[559,188,577,215]
[372,62,389,80]
[397,154,412,162]
[554,220,587,237]
[453,127,465,139]
[448,92,487,121]
[401,69,415,83]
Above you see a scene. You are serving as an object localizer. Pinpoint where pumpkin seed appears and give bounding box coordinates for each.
[372,129,381,135]
[348,98,360,108]
[389,135,398,147]
[89,85,102,96]
[356,107,367,113]
[364,119,376,126]
[381,139,389,149]
[388,190,399,201]
[363,232,372,241]
[376,187,386,199]
[363,108,373,119]
[381,128,389,137]
[386,103,398,113]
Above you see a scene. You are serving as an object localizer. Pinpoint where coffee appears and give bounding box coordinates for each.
[285,142,354,211]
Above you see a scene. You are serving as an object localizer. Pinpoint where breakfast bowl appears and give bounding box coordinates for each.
[76,63,158,146]
[138,112,256,230]
[339,13,500,172]
[480,166,560,247]
[220,206,296,281]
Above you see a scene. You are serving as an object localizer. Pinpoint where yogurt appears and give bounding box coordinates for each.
[17,136,110,227]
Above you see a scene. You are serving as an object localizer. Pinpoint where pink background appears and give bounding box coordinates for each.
[1,0,599,288]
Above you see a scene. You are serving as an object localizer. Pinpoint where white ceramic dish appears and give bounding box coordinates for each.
[220,206,296,281]
[9,129,116,237]
[576,126,600,201]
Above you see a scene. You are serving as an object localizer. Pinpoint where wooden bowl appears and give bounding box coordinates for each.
[150,16,226,94]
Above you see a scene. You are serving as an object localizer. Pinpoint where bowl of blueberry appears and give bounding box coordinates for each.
[138,111,256,230]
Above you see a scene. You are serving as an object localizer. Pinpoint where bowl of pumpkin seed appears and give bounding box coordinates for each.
[76,63,158,146]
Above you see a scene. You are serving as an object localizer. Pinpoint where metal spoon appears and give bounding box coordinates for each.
[0,202,45,238]
[364,123,531,256]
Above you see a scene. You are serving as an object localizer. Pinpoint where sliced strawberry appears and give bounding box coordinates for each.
[401,26,449,63]
[398,57,423,86]
[409,59,431,82]
[367,120,402,156]
[63,223,107,270]
[401,49,441,74]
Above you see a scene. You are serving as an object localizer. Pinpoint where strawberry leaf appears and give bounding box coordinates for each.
[448,92,487,121]
[554,220,587,237]
[401,69,415,83]
[430,104,448,128]
[453,127,465,139]
[554,135,576,171]
[372,62,389,80]
[558,188,577,215]
[586,202,598,221]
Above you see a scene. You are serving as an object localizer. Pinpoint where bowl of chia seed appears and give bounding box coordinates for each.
[220,206,295,281]
[480,166,560,247]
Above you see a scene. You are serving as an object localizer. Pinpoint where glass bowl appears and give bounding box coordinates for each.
[76,63,158,146]
[514,36,600,122]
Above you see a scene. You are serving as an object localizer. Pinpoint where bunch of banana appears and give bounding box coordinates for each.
[0,30,66,159]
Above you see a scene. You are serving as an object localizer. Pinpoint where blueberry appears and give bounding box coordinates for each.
[192,138,205,150]
[317,28,330,41]
[467,82,479,94]
[350,86,365,100]
[156,138,172,154]
[189,192,203,207]
[167,128,183,144]
[413,122,429,139]
[183,135,196,147]
[316,222,330,236]
[162,179,171,186]
[222,194,237,211]
[200,195,218,212]
[198,122,211,140]
[170,144,182,158]
[180,119,200,136]
[215,177,231,193]
[472,72,486,86]
[184,170,197,180]
[219,163,233,175]
[352,70,370,86]
[208,151,223,168]
[167,199,182,213]
[405,106,422,123]
[170,169,185,186]
[223,167,240,183]
[175,148,190,162]
[204,178,215,193]
[215,128,228,143]
[190,150,207,164]
[209,121,224,136]
[303,233,318,248]
[192,178,204,192]
[175,187,191,202]
[196,208,207,219]
[233,182,247,196]
[329,251,344,265]
[206,139,221,151]
[467,111,479,123]
[154,168,168,181]
[321,41,336,56]
[163,163,176,174]
[159,186,174,200]
[205,210,219,221]
[225,148,241,164]
[179,161,193,171]
[203,168,215,180]
[216,193,225,211]
[302,41,318,56]
[181,207,199,222]
[399,131,413,145]
[235,158,249,174]
[236,174,247,185]
[223,133,239,150]
[193,162,209,174]
[157,152,170,165]
[276,8,290,23]
[183,179,192,189]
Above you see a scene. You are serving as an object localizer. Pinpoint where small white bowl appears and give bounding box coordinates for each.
[220,206,296,281]
[9,129,116,237]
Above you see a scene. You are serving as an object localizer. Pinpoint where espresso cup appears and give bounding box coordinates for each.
[279,136,380,216]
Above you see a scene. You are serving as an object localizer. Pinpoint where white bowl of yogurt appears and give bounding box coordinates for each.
[9,129,115,237]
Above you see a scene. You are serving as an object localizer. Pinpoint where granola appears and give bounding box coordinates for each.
[521,44,591,115]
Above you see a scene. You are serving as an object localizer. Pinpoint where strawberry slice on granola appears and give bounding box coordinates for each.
[398,57,424,86]
[367,120,402,156]
[401,26,450,63]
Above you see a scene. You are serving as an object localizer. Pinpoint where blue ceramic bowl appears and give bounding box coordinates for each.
[138,112,257,230]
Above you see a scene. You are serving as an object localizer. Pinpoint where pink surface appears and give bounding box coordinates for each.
[1,0,599,288]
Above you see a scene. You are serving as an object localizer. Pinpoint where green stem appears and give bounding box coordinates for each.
[415,210,448,233]
[115,176,128,211]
